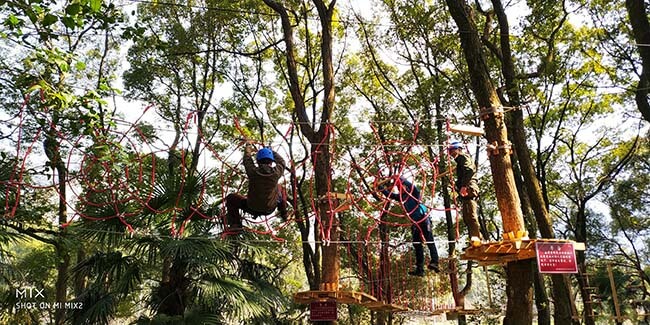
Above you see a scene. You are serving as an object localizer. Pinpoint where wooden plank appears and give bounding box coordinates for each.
[449,123,484,136]
[607,264,623,322]
[318,192,349,200]
[462,239,585,265]
[457,309,482,315]
[293,290,378,305]
[429,309,448,315]
[363,302,408,313]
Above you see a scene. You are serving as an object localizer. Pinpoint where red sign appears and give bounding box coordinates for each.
[310,301,337,321]
[536,242,578,274]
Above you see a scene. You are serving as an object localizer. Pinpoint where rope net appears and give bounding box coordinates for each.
[2,100,476,312]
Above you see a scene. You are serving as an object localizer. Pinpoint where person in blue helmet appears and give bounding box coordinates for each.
[447,141,482,244]
[379,176,439,276]
[225,142,287,233]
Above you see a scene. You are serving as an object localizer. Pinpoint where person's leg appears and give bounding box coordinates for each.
[225,193,246,229]
[461,198,482,239]
[277,185,288,221]
[410,224,425,276]
[422,218,439,271]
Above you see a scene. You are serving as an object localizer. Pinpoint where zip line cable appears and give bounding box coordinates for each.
[2,219,461,245]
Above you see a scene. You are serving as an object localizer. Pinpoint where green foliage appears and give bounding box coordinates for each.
[1,0,649,323]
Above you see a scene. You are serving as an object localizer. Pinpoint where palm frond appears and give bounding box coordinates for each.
[72,252,142,296]
[68,286,116,325]
[159,237,234,268]
[197,275,270,319]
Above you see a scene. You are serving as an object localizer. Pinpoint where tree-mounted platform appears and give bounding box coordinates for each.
[429,307,501,318]
[293,289,377,305]
[363,301,409,313]
[293,290,410,313]
[318,192,352,213]
[461,235,585,266]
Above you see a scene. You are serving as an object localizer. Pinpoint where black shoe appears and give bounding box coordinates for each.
[428,262,440,273]
[278,205,288,221]
[408,268,425,277]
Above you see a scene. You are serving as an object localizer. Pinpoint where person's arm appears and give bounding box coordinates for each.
[398,178,420,199]
[457,154,475,186]
[243,144,256,176]
[383,189,397,200]
[400,179,422,211]
[272,150,286,172]
[382,180,401,201]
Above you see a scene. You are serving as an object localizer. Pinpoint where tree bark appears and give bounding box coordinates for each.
[436,106,471,318]
[312,3,338,307]
[48,121,70,325]
[74,247,86,296]
[625,0,650,122]
[262,1,337,323]
[444,0,531,323]
[54,242,70,325]
[489,0,578,322]
[504,260,534,325]
[511,151,551,325]
[575,204,596,325]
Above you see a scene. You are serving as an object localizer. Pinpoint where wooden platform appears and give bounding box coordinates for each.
[389,307,501,317]
[461,238,585,266]
[318,192,352,213]
[293,290,409,313]
[293,290,377,305]
[429,307,500,318]
[363,301,409,312]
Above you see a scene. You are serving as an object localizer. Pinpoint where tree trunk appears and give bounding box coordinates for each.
[74,247,86,296]
[488,0,578,322]
[435,106,470,317]
[54,243,70,325]
[374,220,391,325]
[511,152,551,325]
[551,274,578,325]
[51,125,69,325]
[262,1,338,323]
[505,260,534,325]
[511,111,578,323]
[444,0,531,323]
[157,259,190,316]
[575,205,595,325]
[533,271,551,325]
[316,145,338,290]
[625,0,650,122]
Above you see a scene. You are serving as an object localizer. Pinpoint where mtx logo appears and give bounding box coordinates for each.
[15,287,45,299]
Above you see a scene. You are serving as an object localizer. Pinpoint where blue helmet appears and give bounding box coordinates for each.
[256,147,275,162]
[447,141,463,150]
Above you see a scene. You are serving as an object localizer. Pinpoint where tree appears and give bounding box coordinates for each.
[345,1,482,322]
[261,0,337,292]
[0,1,123,323]
[625,0,650,122]
[443,0,532,323]
[120,1,291,322]
[473,0,579,322]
